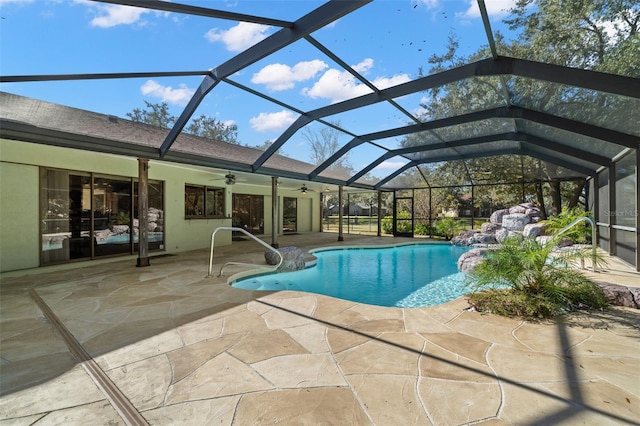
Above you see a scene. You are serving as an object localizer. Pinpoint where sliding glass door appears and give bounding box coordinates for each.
[233,194,264,234]
[93,176,132,256]
[40,168,164,265]
[283,197,297,233]
[41,169,92,263]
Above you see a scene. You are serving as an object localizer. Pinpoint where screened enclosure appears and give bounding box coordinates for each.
[1,0,638,269]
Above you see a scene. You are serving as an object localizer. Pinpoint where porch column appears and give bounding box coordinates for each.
[319,193,324,232]
[428,187,433,238]
[471,185,475,229]
[592,174,599,246]
[338,186,344,241]
[271,176,279,248]
[136,158,150,267]
[609,164,616,256]
[636,148,639,271]
[377,190,382,237]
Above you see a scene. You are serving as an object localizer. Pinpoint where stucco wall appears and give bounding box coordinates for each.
[160,165,233,252]
[0,138,321,272]
[297,197,314,232]
[0,161,40,271]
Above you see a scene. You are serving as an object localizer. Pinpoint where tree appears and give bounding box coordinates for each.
[504,0,639,78]
[253,139,286,156]
[186,115,239,145]
[126,101,175,129]
[500,0,638,214]
[302,123,354,178]
[405,0,639,216]
[127,102,240,145]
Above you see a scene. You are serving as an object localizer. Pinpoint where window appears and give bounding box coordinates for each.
[40,168,164,265]
[283,197,297,233]
[40,169,92,263]
[185,184,224,218]
[232,194,264,234]
[93,176,132,256]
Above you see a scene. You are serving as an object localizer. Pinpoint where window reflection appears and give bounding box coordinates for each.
[283,197,297,233]
[184,184,224,218]
[40,168,164,265]
[233,194,264,234]
[40,169,92,263]
[93,177,132,256]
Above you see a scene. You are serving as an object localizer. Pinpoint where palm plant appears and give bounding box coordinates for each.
[467,236,607,318]
[434,217,463,240]
[542,207,592,244]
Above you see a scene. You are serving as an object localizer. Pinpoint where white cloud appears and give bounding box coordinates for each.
[302,59,411,103]
[0,0,34,4]
[353,58,374,74]
[457,0,517,20]
[371,74,413,90]
[251,60,328,91]
[205,22,271,52]
[250,110,299,132]
[140,80,195,106]
[417,0,440,10]
[87,3,150,28]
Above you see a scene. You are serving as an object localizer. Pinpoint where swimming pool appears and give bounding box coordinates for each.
[232,243,471,308]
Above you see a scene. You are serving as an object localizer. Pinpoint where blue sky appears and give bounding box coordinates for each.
[0,0,519,179]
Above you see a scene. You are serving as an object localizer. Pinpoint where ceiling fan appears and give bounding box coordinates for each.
[271,179,317,194]
[209,172,237,185]
[224,173,236,185]
[299,185,318,194]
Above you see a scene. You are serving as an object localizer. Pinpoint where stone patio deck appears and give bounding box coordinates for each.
[1,233,638,425]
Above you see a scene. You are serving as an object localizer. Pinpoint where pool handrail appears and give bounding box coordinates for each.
[208,227,283,277]
[553,216,597,272]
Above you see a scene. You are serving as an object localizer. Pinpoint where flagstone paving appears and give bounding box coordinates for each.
[1,233,638,425]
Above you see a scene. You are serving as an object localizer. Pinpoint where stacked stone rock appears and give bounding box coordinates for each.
[453,203,639,310]
[452,202,546,248]
[455,203,549,273]
[264,246,306,272]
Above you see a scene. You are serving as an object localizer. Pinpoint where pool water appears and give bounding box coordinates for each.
[232,244,471,308]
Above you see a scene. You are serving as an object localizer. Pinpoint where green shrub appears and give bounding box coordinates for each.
[396,221,412,234]
[381,215,394,234]
[467,289,560,318]
[542,207,592,243]
[466,236,607,319]
[381,213,413,234]
[433,217,463,240]
[414,223,430,235]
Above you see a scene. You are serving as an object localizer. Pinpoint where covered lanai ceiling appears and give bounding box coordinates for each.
[2,0,639,190]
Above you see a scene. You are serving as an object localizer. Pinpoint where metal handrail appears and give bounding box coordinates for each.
[554,216,597,272]
[208,227,283,277]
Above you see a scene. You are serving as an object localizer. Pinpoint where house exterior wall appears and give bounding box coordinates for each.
[0,138,321,273]
[297,197,314,232]
[0,161,40,271]
[232,186,318,234]
[158,164,233,253]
